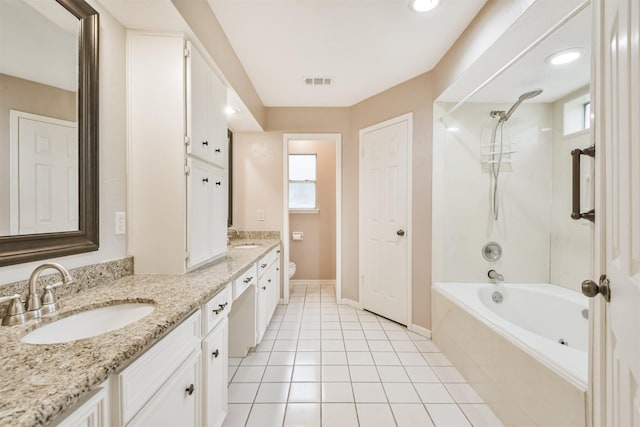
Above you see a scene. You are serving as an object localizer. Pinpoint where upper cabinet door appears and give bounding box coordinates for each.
[208,71,228,169]
[186,42,228,168]
[187,42,212,162]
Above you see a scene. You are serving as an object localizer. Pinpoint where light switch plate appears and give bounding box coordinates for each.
[257,209,265,221]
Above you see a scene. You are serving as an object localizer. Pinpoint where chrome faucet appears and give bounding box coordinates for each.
[26,263,74,319]
[488,269,504,282]
[227,226,240,245]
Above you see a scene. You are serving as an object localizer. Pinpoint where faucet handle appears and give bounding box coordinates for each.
[40,281,67,315]
[0,294,27,326]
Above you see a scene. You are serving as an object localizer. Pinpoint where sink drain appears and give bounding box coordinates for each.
[491,291,503,304]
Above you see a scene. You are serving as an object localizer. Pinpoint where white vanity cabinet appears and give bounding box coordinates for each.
[127,31,228,275]
[113,311,202,427]
[256,247,281,343]
[201,287,231,427]
[54,387,109,427]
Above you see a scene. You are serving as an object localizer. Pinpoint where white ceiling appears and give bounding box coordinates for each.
[208,0,488,107]
[442,3,591,105]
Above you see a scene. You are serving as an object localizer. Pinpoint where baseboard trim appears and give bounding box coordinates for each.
[408,323,432,339]
[340,298,361,310]
[290,280,336,286]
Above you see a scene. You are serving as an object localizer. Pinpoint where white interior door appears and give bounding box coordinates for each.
[10,112,77,234]
[359,114,411,325]
[597,0,640,425]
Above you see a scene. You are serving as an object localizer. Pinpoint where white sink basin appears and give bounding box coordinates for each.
[233,244,261,249]
[21,303,155,344]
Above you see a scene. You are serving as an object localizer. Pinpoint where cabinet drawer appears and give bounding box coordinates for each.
[257,247,280,276]
[232,264,256,300]
[117,311,201,425]
[202,285,231,336]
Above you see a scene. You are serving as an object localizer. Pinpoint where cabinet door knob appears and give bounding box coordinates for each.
[202,178,209,183]
[212,349,220,358]
[186,384,195,396]
[268,279,271,283]
[262,286,266,290]
[215,148,221,153]
[216,181,221,186]
[202,141,209,146]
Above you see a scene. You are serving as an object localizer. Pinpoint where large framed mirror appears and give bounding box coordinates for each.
[0,0,99,266]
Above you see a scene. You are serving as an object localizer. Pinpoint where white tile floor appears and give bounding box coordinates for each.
[223,285,504,427]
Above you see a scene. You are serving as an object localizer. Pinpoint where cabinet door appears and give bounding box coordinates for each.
[267,259,280,321]
[127,350,201,427]
[211,167,228,258]
[208,71,228,169]
[187,158,213,269]
[55,387,108,427]
[256,278,267,344]
[187,42,212,163]
[202,318,228,427]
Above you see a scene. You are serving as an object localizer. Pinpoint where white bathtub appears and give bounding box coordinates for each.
[434,282,588,389]
[432,282,588,426]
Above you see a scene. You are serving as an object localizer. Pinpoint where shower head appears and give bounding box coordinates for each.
[518,89,543,101]
[501,89,543,122]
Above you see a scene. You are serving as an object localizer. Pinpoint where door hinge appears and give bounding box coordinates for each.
[184,48,190,58]
[185,164,191,176]
[185,252,190,264]
[184,135,191,147]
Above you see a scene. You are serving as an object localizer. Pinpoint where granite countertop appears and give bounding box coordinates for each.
[0,239,280,427]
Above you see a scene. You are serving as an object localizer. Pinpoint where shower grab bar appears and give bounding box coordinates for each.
[571,145,595,222]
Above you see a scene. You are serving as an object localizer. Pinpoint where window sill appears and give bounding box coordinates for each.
[289,209,319,215]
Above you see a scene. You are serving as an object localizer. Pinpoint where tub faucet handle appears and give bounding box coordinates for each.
[488,270,504,281]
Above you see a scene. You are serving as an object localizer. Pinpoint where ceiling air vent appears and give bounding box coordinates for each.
[304,76,332,86]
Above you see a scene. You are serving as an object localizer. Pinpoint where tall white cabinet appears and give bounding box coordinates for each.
[127,32,228,274]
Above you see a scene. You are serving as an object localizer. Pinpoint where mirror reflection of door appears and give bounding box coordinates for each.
[10,111,78,235]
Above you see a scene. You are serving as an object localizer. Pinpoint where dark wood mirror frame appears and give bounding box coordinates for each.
[0,0,99,267]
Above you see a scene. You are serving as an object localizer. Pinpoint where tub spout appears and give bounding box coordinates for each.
[488,270,504,281]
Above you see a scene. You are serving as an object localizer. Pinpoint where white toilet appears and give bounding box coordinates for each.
[288,262,296,278]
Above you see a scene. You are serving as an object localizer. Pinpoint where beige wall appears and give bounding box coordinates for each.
[0,0,128,285]
[234,75,433,328]
[0,74,76,235]
[289,140,336,281]
[351,72,433,329]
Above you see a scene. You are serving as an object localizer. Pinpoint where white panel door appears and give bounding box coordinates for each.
[359,114,411,325]
[211,167,228,258]
[597,0,640,425]
[202,318,228,427]
[14,114,77,234]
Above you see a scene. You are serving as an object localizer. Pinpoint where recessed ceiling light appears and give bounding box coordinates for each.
[224,105,239,116]
[410,0,441,13]
[547,49,582,65]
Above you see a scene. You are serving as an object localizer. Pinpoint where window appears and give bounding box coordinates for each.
[289,154,316,209]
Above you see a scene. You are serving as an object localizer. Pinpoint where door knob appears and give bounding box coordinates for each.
[397,229,405,237]
[581,276,611,302]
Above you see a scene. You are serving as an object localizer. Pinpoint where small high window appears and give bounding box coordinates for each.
[288,154,316,209]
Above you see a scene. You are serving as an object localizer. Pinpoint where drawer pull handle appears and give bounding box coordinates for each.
[216,181,222,186]
[215,148,221,153]
[262,286,266,290]
[213,302,228,314]
[243,276,254,284]
[202,141,209,146]
[186,384,195,396]
[277,250,281,254]
[261,263,267,268]
[268,279,271,283]
[212,349,220,358]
